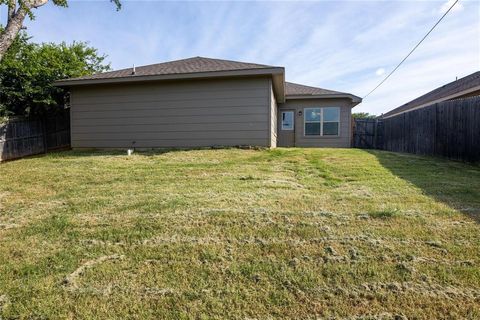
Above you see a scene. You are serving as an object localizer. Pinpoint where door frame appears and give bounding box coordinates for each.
[278,109,296,147]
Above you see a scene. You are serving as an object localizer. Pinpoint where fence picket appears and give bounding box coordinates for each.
[0,110,70,161]
[353,96,480,162]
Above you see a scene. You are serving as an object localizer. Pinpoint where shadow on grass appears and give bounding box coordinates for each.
[367,150,480,223]
[44,146,270,159]
[45,148,193,158]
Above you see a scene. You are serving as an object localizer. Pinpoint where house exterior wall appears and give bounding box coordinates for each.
[278,98,353,148]
[269,81,278,148]
[70,77,273,148]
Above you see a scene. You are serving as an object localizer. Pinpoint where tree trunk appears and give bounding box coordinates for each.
[0,0,48,62]
[8,0,16,20]
[0,8,27,61]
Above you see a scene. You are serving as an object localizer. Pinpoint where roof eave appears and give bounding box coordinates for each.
[54,67,285,87]
[286,94,362,105]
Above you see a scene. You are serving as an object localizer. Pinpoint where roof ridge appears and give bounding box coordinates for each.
[131,56,208,70]
[193,56,277,68]
[63,56,280,81]
[122,56,276,72]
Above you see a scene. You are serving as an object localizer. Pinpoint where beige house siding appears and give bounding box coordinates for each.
[269,82,278,148]
[70,77,273,148]
[278,98,353,148]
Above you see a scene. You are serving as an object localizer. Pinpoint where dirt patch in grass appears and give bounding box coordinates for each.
[315,281,480,299]
[63,255,125,290]
[0,295,9,311]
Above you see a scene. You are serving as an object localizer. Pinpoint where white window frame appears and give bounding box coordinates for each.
[281,111,294,131]
[304,108,321,136]
[304,107,340,137]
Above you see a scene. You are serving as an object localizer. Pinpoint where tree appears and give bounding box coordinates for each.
[352,112,377,119]
[0,0,120,61]
[0,32,110,117]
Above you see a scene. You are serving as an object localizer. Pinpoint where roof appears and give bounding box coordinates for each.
[55,56,286,103]
[285,82,362,104]
[286,82,346,96]
[54,56,361,104]
[64,56,279,82]
[382,71,480,118]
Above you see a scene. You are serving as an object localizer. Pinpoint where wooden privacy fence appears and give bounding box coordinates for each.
[353,96,480,163]
[352,118,383,149]
[0,110,71,161]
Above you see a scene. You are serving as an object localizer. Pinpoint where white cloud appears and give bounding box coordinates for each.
[375,68,385,76]
[440,0,464,14]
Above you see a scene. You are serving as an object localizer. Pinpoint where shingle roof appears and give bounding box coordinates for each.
[65,56,279,81]
[55,57,360,104]
[285,82,346,96]
[382,71,480,118]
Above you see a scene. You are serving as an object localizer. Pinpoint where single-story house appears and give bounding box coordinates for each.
[381,71,480,119]
[55,57,361,149]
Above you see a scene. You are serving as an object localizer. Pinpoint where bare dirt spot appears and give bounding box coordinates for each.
[317,313,407,320]
[0,192,10,209]
[0,294,9,311]
[0,223,18,230]
[82,235,474,249]
[336,184,374,198]
[63,255,124,290]
[140,287,177,297]
[315,281,480,300]
[66,284,178,297]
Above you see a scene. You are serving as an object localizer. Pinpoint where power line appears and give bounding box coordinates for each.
[363,0,460,100]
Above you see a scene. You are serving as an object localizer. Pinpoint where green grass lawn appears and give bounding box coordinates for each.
[0,148,479,319]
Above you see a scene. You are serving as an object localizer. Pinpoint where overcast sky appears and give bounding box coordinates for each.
[1,0,479,115]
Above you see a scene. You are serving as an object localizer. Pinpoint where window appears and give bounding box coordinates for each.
[304,108,321,135]
[281,111,294,130]
[322,107,340,136]
[304,107,340,136]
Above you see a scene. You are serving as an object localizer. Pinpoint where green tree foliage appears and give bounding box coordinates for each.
[0,32,110,117]
[352,112,377,119]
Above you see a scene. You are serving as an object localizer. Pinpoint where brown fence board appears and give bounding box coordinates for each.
[0,110,70,161]
[353,96,480,163]
[352,119,381,149]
